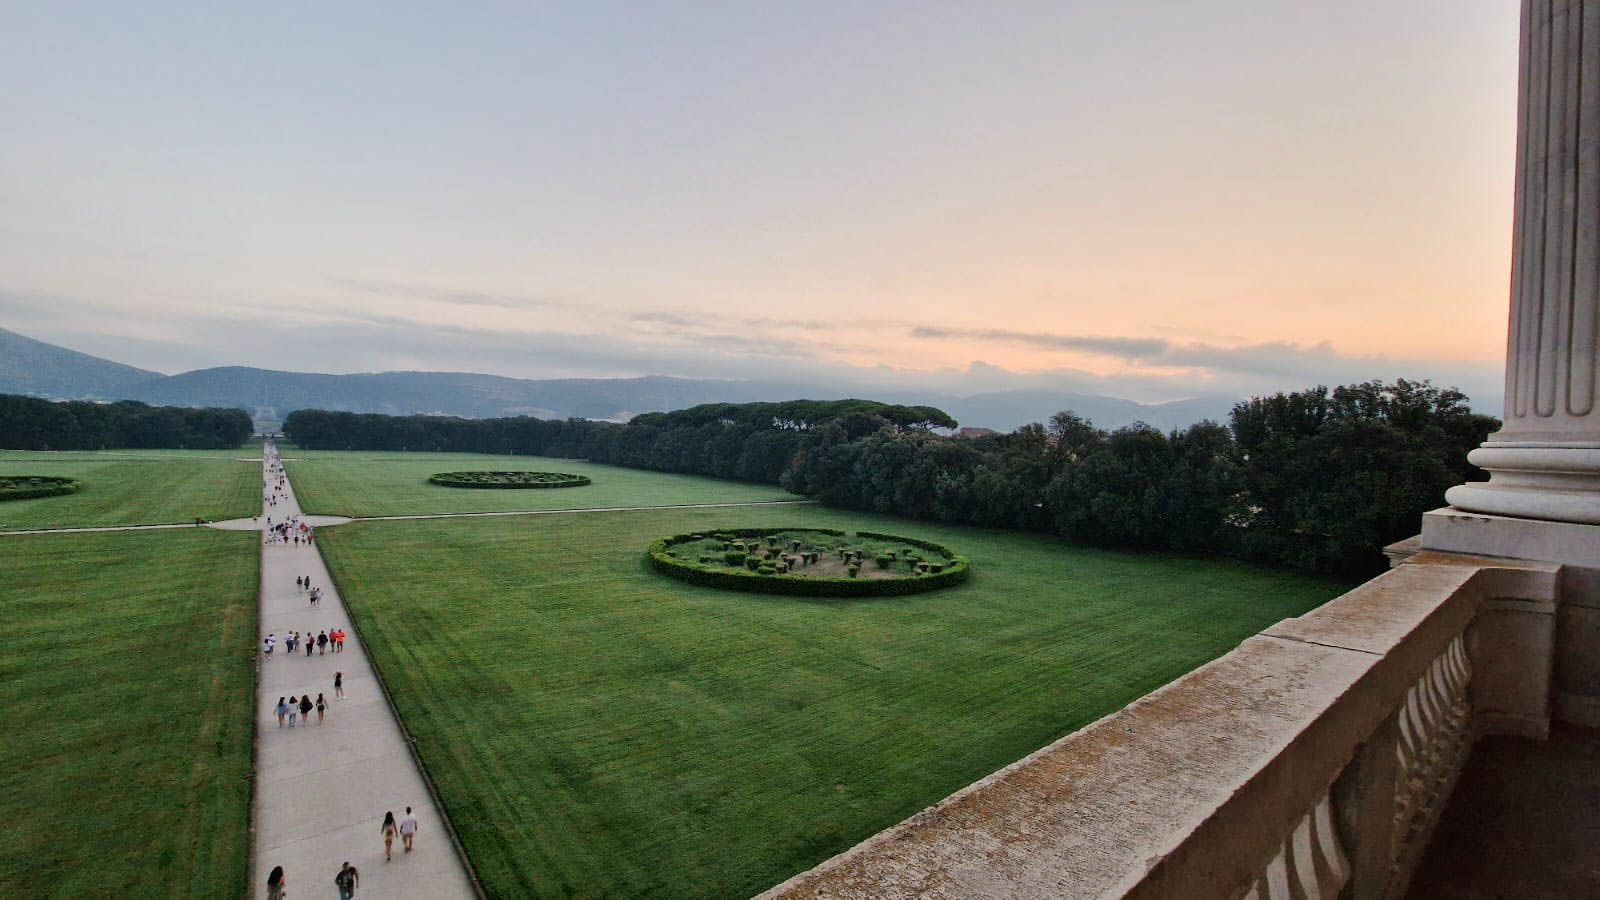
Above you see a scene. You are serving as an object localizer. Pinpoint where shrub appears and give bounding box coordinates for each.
[875,555,892,570]
[0,475,83,501]
[847,565,860,578]
[725,551,746,566]
[647,527,969,599]
[428,471,590,489]
[758,564,777,575]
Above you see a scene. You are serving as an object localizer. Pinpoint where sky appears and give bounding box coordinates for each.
[0,2,1520,409]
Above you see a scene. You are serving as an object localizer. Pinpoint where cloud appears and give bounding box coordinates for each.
[326,276,570,311]
[1,286,1505,415]
[910,326,1169,359]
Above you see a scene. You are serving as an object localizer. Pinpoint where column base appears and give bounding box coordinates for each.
[1443,442,1600,525]
[1421,507,1600,567]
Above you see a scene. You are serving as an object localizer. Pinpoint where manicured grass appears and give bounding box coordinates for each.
[0,450,262,530]
[0,529,259,897]
[283,450,792,517]
[319,505,1348,898]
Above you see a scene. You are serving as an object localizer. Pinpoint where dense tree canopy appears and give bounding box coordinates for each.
[285,381,1496,577]
[0,394,253,450]
[285,399,950,485]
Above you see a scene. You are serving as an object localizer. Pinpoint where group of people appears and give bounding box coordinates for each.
[273,692,330,727]
[263,809,422,898]
[260,629,346,658]
[266,516,314,546]
[265,860,363,900]
[298,575,324,605]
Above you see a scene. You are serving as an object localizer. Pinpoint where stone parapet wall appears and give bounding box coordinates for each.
[761,553,1560,899]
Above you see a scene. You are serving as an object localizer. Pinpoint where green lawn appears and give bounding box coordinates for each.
[283,450,793,517]
[0,529,259,897]
[0,450,261,530]
[319,505,1347,898]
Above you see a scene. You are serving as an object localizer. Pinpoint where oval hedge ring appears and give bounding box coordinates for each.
[0,475,84,502]
[648,527,971,598]
[428,471,592,489]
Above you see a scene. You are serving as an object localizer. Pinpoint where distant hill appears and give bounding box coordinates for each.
[0,327,1240,432]
[124,366,802,423]
[0,326,161,398]
[918,390,1238,433]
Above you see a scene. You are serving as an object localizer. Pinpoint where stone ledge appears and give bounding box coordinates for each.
[762,557,1505,899]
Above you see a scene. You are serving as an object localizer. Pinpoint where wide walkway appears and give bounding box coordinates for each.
[252,441,475,899]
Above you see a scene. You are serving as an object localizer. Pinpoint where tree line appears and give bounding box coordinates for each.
[284,381,1495,576]
[0,394,254,450]
[285,400,954,485]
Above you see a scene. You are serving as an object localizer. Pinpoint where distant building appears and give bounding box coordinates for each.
[954,426,998,439]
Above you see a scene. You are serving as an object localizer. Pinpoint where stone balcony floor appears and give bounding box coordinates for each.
[1409,724,1600,898]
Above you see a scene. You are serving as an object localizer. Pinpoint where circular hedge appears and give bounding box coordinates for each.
[648,527,971,598]
[427,471,591,489]
[0,475,83,502]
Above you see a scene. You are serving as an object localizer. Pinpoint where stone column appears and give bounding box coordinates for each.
[1444,0,1600,525]
[1424,0,1600,730]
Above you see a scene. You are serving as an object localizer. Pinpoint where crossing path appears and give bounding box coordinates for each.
[251,441,476,899]
[1,499,814,538]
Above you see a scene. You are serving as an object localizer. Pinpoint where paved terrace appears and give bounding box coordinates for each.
[1410,724,1600,899]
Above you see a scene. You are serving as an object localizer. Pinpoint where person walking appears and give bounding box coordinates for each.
[317,631,328,655]
[274,696,289,727]
[266,865,286,900]
[381,811,398,861]
[287,698,297,728]
[399,806,419,853]
[316,693,327,725]
[334,861,360,899]
[298,694,313,725]
[262,634,275,660]
[333,628,345,652]
[306,634,314,658]
[334,671,344,699]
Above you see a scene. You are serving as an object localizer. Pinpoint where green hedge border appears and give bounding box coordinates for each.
[647,527,971,598]
[427,471,591,490]
[0,475,83,502]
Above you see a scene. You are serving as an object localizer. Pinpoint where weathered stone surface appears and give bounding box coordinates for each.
[763,557,1506,900]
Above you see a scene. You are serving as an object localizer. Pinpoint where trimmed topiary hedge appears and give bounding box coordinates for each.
[0,475,83,501]
[647,527,970,598]
[427,471,591,489]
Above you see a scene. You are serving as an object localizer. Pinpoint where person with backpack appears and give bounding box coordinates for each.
[317,631,328,654]
[335,861,360,898]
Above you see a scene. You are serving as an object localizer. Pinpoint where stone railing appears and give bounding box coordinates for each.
[760,551,1559,900]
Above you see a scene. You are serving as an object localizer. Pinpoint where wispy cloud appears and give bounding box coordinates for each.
[326,276,570,311]
[910,326,1169,359]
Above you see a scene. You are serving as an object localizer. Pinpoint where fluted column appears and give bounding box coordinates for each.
[1446,0,1600,525]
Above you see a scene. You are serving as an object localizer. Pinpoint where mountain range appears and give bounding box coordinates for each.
[0,326,1240,432]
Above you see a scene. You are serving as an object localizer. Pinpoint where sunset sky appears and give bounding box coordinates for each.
[0,2,1520,408]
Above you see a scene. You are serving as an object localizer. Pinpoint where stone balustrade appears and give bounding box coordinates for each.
[760,551,1560,900]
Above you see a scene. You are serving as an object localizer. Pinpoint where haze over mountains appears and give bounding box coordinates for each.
[0,326,1238,432]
